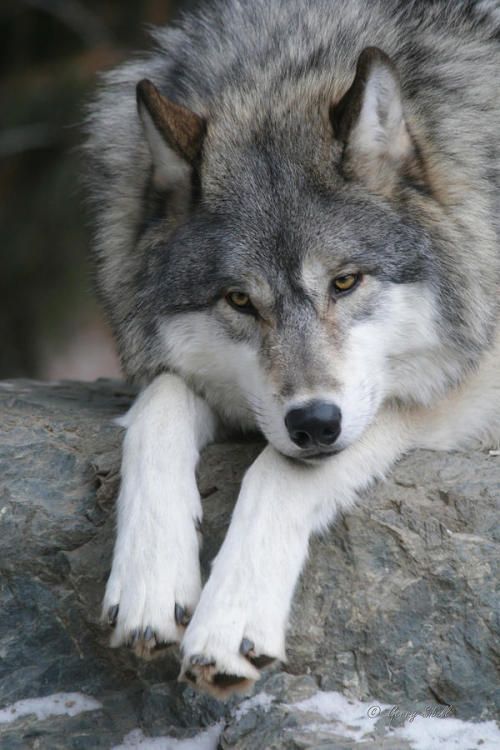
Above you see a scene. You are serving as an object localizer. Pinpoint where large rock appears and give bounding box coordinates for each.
[0,379,498,749]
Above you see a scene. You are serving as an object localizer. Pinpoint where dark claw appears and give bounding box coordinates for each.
[240,637,274,668]
[190,653,215,667]
[143,626,154,642]
[249,654,275,669]
[212,672,247,688]
[108,605,119,627]
[240,638,255,657]
[175,604,190,627]
[184,669,197,684]
[153,640,174,652]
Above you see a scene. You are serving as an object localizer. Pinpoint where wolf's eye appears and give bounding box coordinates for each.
[225,291,255,314]
[332,273,361,295]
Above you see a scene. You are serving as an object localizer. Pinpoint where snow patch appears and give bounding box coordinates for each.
[0,692,102,724]
[394,715,500,750]
[289,690,390,741]
[111,724,223,750]
[287,690,500,749]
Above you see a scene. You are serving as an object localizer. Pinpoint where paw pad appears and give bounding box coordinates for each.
[180,637,276,696]
[240,637,275,668]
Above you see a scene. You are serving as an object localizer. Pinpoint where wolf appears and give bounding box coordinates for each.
[85,0,500,697]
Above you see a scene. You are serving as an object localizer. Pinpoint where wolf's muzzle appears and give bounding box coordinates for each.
[285,401,342,453]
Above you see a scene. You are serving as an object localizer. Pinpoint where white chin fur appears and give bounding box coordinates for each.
[160,282,444,458]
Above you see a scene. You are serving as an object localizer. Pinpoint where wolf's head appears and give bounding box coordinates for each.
[132,48,472,461]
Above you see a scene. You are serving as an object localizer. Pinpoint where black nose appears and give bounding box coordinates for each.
[285,401,342,450]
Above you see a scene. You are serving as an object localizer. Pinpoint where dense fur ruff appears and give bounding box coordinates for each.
[85,0,500,697]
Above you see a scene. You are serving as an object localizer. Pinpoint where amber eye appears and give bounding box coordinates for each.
[332,273,361,295]
[225,291,255,314]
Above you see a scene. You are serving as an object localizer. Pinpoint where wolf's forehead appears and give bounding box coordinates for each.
[204,123,324,209]
[207,176,432,291]
[200,131,432,289]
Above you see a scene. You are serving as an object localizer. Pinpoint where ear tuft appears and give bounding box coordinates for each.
[331,47,414,194]
[136,79,206,188]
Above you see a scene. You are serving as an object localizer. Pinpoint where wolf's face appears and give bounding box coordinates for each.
[136,49,445,461]
[155,190,438,461]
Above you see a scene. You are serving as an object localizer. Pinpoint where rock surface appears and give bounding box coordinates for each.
[0,379,498,749]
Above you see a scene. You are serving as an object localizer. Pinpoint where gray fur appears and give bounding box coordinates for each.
[84,0,500,410]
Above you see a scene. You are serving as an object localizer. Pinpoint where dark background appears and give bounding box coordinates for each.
[0,0,201,381]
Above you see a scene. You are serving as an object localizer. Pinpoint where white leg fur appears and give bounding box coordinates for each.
[103,373,216,656]
[415,335,500,451]
[180,407,413,695]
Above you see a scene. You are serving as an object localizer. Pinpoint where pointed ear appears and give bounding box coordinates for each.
[136,79,206,190]
[330,47,414,195]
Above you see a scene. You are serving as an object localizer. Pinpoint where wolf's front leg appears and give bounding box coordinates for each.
[180,411,410,696]
[103,373,216,657]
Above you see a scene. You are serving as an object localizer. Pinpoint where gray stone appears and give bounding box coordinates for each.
[219,673,417,750]
[0,379,498,748]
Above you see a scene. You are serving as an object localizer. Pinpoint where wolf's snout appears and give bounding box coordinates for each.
[285,401,342,451]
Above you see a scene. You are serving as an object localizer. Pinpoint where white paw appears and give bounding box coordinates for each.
[179,570,285,697]
[102,508,202,658]
[103,372,217,659]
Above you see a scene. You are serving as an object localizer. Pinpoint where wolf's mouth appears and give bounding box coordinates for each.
[297,449,342,464]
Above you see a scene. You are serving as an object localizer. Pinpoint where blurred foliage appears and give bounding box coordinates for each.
[0,0,199,378]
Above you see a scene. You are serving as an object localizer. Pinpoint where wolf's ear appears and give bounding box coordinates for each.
[330,47,414,195]
[136,79,206,190]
